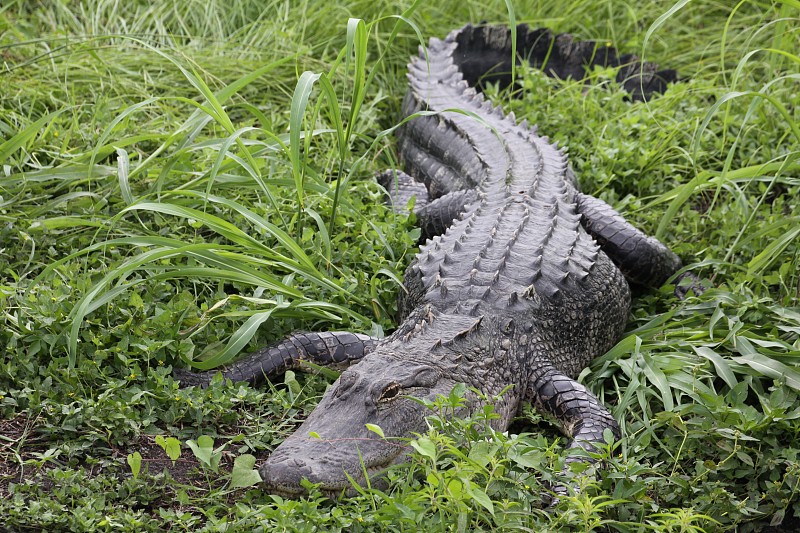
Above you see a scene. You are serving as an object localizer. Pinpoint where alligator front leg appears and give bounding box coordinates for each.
[526,366,619,501]
[174,331,378,388]
[527,366,620,453]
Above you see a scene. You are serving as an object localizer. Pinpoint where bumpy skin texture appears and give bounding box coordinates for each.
[172,332,379,388]
[177,24,686,498]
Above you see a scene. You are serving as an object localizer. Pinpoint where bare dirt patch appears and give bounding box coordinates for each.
[111,434,206,485]
[0,412,50,498]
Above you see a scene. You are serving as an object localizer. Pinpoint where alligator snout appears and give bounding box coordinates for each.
[259,455,315,496]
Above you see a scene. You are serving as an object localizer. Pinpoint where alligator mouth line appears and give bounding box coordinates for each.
[262,448,410,498]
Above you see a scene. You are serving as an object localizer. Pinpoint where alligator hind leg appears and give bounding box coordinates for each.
[379,169,478,240]
[174,332,378,388]
[574,192,684,289]
[378,169,430,213]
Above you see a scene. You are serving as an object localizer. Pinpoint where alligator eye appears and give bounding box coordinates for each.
[378,382,402,403]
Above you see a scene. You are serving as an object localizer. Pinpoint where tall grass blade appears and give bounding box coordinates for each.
[289,71,321,214]
[0,109,65,166]
[328,18,368,239]
[116,148,133,205]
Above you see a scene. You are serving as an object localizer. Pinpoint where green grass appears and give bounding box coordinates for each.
[1,0,798,531]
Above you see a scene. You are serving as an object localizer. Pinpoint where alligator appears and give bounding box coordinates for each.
[176,23,694,497]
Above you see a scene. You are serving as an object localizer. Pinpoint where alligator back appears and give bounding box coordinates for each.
[394,25,642,375]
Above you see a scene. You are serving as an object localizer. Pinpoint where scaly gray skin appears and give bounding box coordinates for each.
[176,24,688,497]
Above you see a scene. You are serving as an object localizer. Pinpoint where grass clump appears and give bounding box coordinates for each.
[1,0,799,531]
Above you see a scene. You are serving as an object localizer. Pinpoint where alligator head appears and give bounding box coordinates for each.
[259,351,461,496]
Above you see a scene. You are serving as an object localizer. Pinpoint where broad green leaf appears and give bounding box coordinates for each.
[410,436,437,460]
[694,346,738,390]
[156,436,182,463]
[641,352,674,412]
[365,424,385,438]
[230,454,262,489]
[465,484,495,516]
[186,436,215,468]
[732,350,800,391]
[127,452,142,479]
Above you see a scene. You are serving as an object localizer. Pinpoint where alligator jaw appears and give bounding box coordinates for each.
[260,439,408,497]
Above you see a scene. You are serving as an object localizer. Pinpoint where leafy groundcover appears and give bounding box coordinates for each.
[1,0,798,531]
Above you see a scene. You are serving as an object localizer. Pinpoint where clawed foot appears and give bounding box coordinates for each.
[674,271,705,300]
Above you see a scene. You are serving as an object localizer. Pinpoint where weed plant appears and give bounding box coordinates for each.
[0,0,798,531]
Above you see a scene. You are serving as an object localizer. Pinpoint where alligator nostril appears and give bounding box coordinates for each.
[261,454,313,489]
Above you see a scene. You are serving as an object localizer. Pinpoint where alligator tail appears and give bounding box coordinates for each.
[449,24,677,101]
